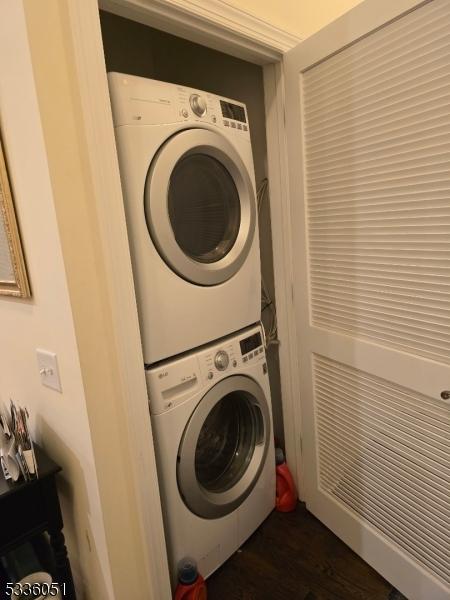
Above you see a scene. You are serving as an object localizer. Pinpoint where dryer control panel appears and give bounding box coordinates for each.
[108,72,250,137]
[146,325,266,415]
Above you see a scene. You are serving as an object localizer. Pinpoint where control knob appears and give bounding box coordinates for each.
[214,350,229,371]
[190,94,207,117]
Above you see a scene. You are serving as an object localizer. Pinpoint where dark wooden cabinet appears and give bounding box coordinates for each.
[0,446,76,599]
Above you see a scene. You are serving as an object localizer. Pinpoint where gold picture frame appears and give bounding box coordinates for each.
[0,132,31,298]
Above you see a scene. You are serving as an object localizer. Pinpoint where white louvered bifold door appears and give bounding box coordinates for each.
[283,1,450,599]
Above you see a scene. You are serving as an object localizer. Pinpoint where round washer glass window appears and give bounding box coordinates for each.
[195,391,261,492]
[168,153,241,263]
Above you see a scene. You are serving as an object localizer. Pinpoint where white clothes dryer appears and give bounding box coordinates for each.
[146,324,275,586]
[108,73,261,364]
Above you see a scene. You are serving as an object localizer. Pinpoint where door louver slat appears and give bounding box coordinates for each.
[302,0,450,364]
[313,355,450,586]
[303,2,449,92]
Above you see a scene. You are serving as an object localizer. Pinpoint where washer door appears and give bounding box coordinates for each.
[177,375,271,519]
[145,129,256,286]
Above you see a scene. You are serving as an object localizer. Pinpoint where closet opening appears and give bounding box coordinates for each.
[98,9,285,446]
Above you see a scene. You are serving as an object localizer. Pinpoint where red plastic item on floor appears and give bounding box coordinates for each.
[275,449,297,512]
[174,576,207,600]
[174,558,207,600]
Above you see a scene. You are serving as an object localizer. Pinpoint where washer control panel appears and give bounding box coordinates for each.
[201,327,265,381]
[146,325,266,415]
[204,341,236,381]
[239,330,262,358]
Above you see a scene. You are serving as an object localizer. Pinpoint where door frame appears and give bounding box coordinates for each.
[63,1,302,597]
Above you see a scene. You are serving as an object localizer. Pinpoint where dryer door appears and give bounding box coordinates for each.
[177,375,271,519]
[145,129,256,286]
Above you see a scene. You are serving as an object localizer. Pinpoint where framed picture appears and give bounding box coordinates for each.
[0,132,31,298]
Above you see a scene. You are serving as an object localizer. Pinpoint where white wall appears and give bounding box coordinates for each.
[224,0,365,38]
[0,2,113,598]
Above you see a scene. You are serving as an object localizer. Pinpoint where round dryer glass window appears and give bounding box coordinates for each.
[146,129,256,286]
[195,391,260,492]
[168,153,241,263]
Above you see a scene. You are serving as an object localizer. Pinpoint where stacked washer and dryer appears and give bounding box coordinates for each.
[108,73,275,586]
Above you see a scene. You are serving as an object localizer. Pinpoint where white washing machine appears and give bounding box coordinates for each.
[146,324,275,586]
[108,73,261,364]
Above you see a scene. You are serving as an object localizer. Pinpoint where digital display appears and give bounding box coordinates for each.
[240,332,262,356]
[220,100,247,123]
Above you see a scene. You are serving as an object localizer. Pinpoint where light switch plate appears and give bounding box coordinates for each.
[36,349,62,392]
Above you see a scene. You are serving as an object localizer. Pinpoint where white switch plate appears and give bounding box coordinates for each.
[36,349,62,392]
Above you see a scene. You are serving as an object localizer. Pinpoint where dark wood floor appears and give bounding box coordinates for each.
[207,504,407,600]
